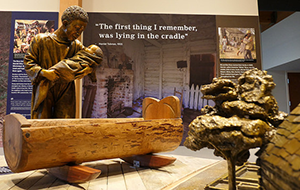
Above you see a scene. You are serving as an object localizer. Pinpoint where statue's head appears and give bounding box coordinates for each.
[61,5,89,24]
[61,6,89,42]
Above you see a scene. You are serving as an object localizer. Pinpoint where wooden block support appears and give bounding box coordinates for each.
[3,96,183,173]
[122,154,177,168]
[48,165,101,183]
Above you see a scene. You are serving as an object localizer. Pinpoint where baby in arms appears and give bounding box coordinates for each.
[49,44,103,83]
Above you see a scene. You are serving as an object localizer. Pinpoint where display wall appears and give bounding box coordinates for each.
[80,0,261,118]
[1,0,59,11]
[0,0,60,146]
[82,0,258,15]
[0,0,260,120]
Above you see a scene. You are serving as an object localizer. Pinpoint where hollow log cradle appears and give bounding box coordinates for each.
[3,96,183,177]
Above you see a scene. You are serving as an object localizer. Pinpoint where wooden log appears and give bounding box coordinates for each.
[3,96,183,173]
[3,115,182,173]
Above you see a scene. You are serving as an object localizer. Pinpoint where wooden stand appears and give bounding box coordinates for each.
[48,165,101,183]
[122,154,176,168]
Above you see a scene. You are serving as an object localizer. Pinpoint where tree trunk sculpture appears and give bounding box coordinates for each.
[184,68,287,190]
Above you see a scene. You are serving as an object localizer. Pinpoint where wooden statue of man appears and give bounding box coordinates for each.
[24,6,100,119]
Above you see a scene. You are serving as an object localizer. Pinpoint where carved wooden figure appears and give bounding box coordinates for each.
[3,96,183,183]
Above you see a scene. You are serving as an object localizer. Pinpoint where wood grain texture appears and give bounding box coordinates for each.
[143,96,181,119]
[3,114,30,172]
[3,96,183,173]
[48,165,101,183]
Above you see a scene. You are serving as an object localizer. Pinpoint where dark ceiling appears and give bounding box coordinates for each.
[258,0,300,32]
[258,0,300,11]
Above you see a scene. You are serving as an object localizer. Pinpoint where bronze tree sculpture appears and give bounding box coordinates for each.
[184,68,287,190]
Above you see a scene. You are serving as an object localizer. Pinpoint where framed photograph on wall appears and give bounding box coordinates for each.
[218,27,256,63]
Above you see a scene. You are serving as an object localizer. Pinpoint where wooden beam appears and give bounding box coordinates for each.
[59,0,83,118]
[59,0,82,27]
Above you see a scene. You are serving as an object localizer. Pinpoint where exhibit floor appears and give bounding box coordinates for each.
[0,146,259,190]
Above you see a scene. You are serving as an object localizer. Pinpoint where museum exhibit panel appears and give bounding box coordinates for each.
[1,0,299,189]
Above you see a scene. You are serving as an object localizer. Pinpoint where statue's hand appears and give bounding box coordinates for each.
[40,69,59,82]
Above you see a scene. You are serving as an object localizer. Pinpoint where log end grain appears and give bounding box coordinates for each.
[3,114,31,172]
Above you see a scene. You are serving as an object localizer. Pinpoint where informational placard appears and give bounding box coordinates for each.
[6,12,58,118]
[216,16,261,82]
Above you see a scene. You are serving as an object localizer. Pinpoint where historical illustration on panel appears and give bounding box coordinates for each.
[218,27,256,63]
[13,20,54,59]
